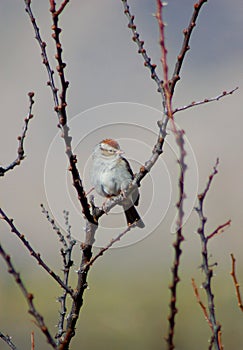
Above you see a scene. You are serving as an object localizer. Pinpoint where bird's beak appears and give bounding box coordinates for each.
[116,149,124,155]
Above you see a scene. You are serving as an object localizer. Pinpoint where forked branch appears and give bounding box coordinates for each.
[0,208,73,296]
[195,159,229,350]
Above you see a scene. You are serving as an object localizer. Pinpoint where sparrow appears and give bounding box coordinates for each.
[90,139,144,228]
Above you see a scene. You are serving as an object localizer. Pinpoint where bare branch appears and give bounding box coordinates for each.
[166,130,187,350]
[0,208,73,296]
[24,0,94,225]
[0,243,56,349]
[50,0,70,16]
[169,0,208,95]
[230,254,243,313]
[55,211,76,343]
[192,278,213,331]
[31,331,35,350]
[195,159,223,350]
[156,0,174,123]
[121,0,165,104]
[0,332,18,350]
[173,87,239,114]
[49,0,69,127]
[207,220,231,241]
[41,204,68,249]
[0,92,34,177]
[85,224,135,270]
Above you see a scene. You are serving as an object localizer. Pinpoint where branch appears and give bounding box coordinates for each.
[31,331,35,350]
[191,278,213,331]
[230,254,243,312]
[0,332,18,350]
[121,0,165,104]
[0,208,73,296]
[50,0,70,17]
[195,159,223,350]
[156,0,174,122]
[169,0,208,95]
[24,0,94,225]
[41,204,68,250]
[173,87,239,114]
[0,243,56,349]
[0,92,34,177]
[166,130,187,350]
[84,223,136,270]
[49,0,69,127]
[207,219,231,241]
[59,220,98,350]
[41,206,76,343]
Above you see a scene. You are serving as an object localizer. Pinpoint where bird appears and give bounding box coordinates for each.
[90,138,144,228]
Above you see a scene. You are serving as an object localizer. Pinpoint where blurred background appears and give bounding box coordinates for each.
[0,0,243,349]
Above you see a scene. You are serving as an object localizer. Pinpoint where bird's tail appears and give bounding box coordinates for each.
[123,203,145,228]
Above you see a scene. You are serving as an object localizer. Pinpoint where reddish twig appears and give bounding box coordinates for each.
[31,331,35,350]
[173,87,239,114]
[166,130,187,350]
[207,220,231,241]
[0,208,73,296]
[0,92,34,177]
[195,159,223,350]
[192,278,213,331]
[50,0,69,16]
[156,0,174,123]
[0,243,56,349]
[0,332,18,350]
[230,254,243,312]
[169,0,208,95]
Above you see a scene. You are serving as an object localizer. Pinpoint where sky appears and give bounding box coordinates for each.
[0,1,243,348]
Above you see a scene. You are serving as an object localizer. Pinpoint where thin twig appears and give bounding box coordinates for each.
[195,159,224,350]
[56,211,76,344]
[207,220,231,241]
[0,332,18,350]
[40,205,76,341]
[192,278,213,331]
[173,87,239,114]
[0,243,56,349]
[59,220,98,350]
[41,204,68,249]
[0,92,34,177]
[0,208,73,296]
[121,0,165,104]
[50,0,70,17]
[166,130,187,350]
[85,224,135,270]
[24,0,94,225]
[31,331,35,350]
[230,254,243,312]
[156,0,173,122]
[169,0,208,95]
